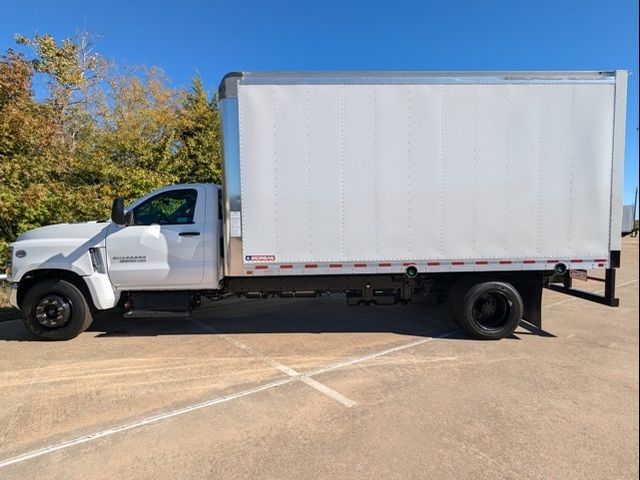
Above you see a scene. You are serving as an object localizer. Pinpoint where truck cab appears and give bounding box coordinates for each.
[7,183,222,340]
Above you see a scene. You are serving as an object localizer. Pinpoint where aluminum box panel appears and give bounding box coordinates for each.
[232,73,620,273]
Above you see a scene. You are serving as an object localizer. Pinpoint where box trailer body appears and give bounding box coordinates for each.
[6,71,628,341]
[622,205,635,235]
[621,187,638,236]
[219,71,626,278]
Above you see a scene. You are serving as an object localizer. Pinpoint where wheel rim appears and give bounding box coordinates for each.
[34,294,73,328]
[471,291,511,330]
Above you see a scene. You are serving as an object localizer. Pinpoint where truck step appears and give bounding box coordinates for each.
[125,291,195,314]
[123,310,191,319]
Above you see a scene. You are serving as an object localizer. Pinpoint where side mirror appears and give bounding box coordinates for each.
[125,210,134,226]
[111,197,125,225]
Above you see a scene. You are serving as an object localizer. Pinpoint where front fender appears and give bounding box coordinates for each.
[83,272,120,310]
[15,270,120,311]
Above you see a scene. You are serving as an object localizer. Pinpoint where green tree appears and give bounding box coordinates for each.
[174,75,222,184]
[0,50,67,261]
[0,32,223,272]
[90,66,182,196]
[15,32,106,151]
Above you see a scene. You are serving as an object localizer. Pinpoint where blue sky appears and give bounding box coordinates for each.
[2,0,638,205]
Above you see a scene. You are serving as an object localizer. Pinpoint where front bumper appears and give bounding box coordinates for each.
[9,283,19,309]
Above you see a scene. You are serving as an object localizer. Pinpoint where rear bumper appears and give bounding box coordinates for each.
[545,268,619,307]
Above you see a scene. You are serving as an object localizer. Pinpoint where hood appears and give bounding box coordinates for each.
[15,221,110,245]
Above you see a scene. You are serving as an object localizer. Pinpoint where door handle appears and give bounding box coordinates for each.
[179,231,201,237]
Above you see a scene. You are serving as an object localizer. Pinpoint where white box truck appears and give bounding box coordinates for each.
[621,187,637,236]
[6,71,628,340]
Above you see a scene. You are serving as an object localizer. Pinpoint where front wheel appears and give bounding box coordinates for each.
[448,280,523,340]
[22,279,94,341]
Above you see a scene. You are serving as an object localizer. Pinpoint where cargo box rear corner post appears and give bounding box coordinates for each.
[6,70,627,341]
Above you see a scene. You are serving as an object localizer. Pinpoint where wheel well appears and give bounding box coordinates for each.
[17,270,96,311]
[445,272,543,328]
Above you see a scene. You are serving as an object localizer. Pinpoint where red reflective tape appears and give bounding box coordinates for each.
[523,260,536,264]
[354,263,367,268]
[280,264,293,269]
[402,262,415,266]
[427,262,440,266]
[595,258,607,262]
[598,263,604,267]
[499,260,512,265]
[255,265,268,270]
[379,262,392,267]
[547,260,559,263]
[329,264,342,268]
[475,260,488,265]
[304,264,318,268]
[451,261,464,266]
[570,259,583,263]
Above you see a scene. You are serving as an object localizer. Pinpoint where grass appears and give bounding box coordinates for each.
[0,283,10,307]
[0,283,19,321]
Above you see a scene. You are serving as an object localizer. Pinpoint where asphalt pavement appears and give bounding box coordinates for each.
[0,237,637,479]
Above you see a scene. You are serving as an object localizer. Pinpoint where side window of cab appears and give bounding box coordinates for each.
[132,189,198,225]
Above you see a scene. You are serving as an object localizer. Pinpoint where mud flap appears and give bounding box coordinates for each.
[514,272,543,328]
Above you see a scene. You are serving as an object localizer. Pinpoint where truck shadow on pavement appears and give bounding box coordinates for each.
[89,296,555,340]
[0,306,19,323]
[0,297,555,341]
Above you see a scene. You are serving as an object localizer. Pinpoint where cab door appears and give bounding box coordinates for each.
[106,186,206,289]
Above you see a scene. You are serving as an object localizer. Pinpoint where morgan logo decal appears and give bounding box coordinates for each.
[112,255,147,263]
[245,255,276,262]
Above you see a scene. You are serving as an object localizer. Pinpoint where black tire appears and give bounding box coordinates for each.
[22,279,94,341]
[449,280,523,340]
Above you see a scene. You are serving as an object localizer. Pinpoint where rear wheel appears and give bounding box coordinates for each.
[448,280,522,340]
[22,279,93,341]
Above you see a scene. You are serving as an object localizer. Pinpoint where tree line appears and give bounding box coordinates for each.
[0,32,222,269]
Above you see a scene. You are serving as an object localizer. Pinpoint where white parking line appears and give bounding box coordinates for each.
[0,327,459,469]
[303,329,461,377]
[3,277,635,469]
[189,318,357,407]
[0,376,296,469]
[300,377,357,407]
